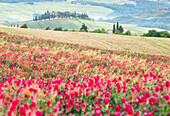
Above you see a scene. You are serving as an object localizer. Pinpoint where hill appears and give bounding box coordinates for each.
[0,26,169,56]
[74,0,170,19]
[0,1,113,24]
[7,19,166,33]
[104,8,170,31]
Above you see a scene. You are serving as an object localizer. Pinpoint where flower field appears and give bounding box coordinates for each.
[0,32,170,116]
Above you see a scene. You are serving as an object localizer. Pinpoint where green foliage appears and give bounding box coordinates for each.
[90,28,106,33]
[113,22,124,34]
[80,24,88,32]
[63,29,68,31]
[54,27,63,31]
[124,30,132,35]
[34,11,91,21]
[45,26,51,30]
[144,30,170,38]
[113,24,115,33]
[79,29,86,32]
[21,23,28,28]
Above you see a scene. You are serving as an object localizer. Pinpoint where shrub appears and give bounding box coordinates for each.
[90,28,106,33]
[63,29,68,31]
[124,30,132,35]
[45,26,51,30]
[144,30,170,38]
[54,27,63,31]
[21,24,28,28]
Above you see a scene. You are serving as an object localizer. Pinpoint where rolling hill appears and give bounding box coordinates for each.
[7,19,166,33]
[0,1,113,24]
[104,8,170,31]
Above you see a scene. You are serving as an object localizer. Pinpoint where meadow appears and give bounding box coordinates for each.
[0,29,170,115]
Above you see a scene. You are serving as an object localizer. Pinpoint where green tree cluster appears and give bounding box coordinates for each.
[90,28,106,33]
[54,27,63,31]
[144,30,170,38]
[33,11,90,21]
[80,24,88,32]
[113,22,124,34]
[21,23,28,28]
[46,26,51,30]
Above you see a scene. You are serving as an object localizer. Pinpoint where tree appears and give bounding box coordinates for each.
[119,25,124,33]
[46,26,51,30]
[116,22,119,30]
[80,24,88,32]
[21,24,28,28]
[54,27,62,31]
[124,30,132,35]
[113,24,115,33]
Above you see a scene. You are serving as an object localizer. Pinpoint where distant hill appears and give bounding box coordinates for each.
[74,0,170,18]
[103,8,170,31]
[7,19,166,33]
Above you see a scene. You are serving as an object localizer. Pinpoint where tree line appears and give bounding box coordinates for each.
[33,11,91,21]
[143,30,170,38]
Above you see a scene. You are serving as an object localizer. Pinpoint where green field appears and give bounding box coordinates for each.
[8,19,166,33]
[0,1,113,24]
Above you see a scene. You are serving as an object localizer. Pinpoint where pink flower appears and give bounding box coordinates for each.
[104,98,110,105]
[165,80,170,88]
[163,95,169,101]
[115,105,121,112]
[121,98,126,104]
[114,112,121,116]
[53,107,58,112]
[47,100,51,107]
[19,105,25,115]
[70,99,74,105]
[125,104,133,115]
[149,97,156,106]
[36,110,43,116]
[75,104,79,110]
[135,111,141,116]
[31,101,37,108]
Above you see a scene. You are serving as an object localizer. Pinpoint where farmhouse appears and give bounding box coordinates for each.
[107,29,113,34]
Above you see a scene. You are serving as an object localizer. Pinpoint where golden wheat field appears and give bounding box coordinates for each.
[0,26,170,56]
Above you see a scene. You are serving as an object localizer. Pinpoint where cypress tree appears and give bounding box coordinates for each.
[113,24,115,33]
[116,22,119,30]
[119,25,124,33]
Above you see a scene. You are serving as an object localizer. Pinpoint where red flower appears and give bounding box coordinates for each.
[115,105,121,112]
[36,110,43,116]
[124,104,133,115]
[163,95,169,101]
[47,100,51,107]
[165,80,170,88]
[19,105,26,115]
[121,98,126,104]
[135,111,141,116]
[149,97,156,106]
[114,112,121,116]
[104,98,110,105]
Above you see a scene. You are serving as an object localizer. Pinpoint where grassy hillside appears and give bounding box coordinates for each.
[7,19,166,33]
[106,8,170,31]
[0,1,113,24]
[0,26,169,56]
